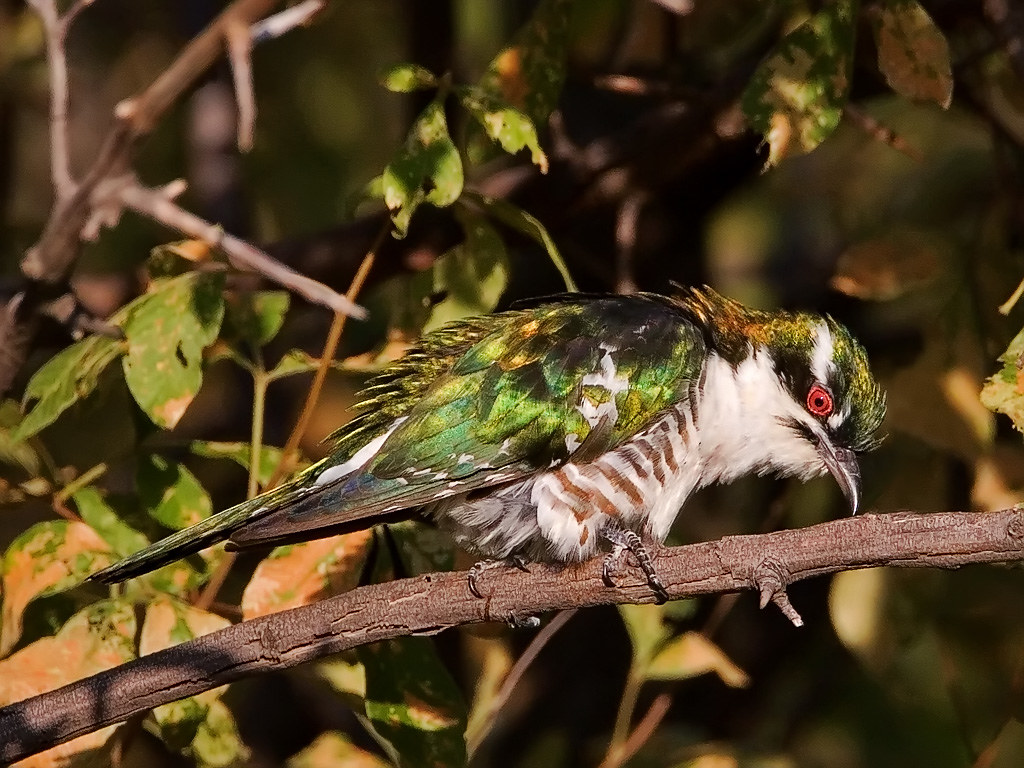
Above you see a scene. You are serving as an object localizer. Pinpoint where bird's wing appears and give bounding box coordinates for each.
[229,295,705,549]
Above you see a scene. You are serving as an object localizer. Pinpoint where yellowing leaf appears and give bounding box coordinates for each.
[0,600,136,767]
[871,0,952,108]
[380,63,438,93]
[1,521,112,657]
[741,0,857,166]
[241,531,374,619]
[120,271,225,429]
[467,0,572,166]
[982,328,1024,435]
[646,631,750,688]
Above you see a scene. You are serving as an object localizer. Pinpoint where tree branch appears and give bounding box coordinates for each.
[1,510,1023,763]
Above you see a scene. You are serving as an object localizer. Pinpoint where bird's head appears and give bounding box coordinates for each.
[677,287,886,512]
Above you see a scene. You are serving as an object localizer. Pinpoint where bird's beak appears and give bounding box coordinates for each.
[817,440,861,514]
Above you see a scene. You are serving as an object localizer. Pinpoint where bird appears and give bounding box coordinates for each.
[90,287,886,601]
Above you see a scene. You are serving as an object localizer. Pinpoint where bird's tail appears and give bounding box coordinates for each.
[88,479,308,584]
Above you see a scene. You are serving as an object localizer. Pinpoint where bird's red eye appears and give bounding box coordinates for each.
[806,384,833,417]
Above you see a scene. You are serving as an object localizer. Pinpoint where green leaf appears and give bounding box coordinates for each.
[120,272,226,429]
[383,98,464,238]
[423,210,509,333]
[72,486,150,558]
[645,631,750,687]
[381,63,438,93]
[358,637,468,768]
[190,440,288,488]
[870,0,952,108]
[618,604,670,667]
[741,0,858,166]
[981,328,1024,434]
[458,86,548,171]
[467,191,577,291]
[13,334,122,441]
[139,454,213,531]
[0,521,112,656]
[141,597,249,768]
[0,399,41,475]
[267,349,325,381]
[224,290,290,349]
[467,0,572,165]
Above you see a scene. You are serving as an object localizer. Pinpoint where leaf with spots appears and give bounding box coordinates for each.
[140,597,248,768]
[465,0,572,166]
[190,440,288,488]
[741,0,858,166]
[981,328,1024,435]
[120,271,225,429]
[139,454,214,531]
[0,599,136,767]
[423,209,509,334]
[458,86,548,171]
[13,334,122,441]
[382,98,463,238]
[870,0,952,108]
[358,637,468,768]
[381,63,438,93]
[0,521,112,657]
[241,531,374,619]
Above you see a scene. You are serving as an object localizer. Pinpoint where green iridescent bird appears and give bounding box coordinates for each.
[91,287,886,599]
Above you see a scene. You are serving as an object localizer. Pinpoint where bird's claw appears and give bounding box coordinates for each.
[468,555,531,599]
[599,522,669,604]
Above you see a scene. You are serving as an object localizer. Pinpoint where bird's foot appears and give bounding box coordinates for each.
[467,555,530,599]
[599,521,669,604]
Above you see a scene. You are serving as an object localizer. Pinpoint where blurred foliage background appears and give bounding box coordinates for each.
[3,0,1024,766]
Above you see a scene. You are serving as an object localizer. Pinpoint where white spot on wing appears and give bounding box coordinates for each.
[577,343,629,428]
[313,417,407,486]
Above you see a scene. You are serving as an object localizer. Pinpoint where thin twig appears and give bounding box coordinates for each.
[27,0,88,201]
[197,228,382,609]
[466,609,578,757]
[599,693,673,768]
[251,0,324,44]
[225,18,256,151]
[111,178,365,318]
[265,221,386,489]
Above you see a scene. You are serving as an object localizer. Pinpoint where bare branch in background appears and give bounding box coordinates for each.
[1,509,1023,764]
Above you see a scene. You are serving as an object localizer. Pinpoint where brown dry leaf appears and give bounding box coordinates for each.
[872,0,953,108]
[287,732,390,768]
[645,631,750,688]
[0,600,136,767]
[831,230,941,300]
[1,521,112,657]
[241,531,374,620]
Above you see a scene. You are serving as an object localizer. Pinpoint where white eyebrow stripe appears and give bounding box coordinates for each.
[810,322,835,386]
